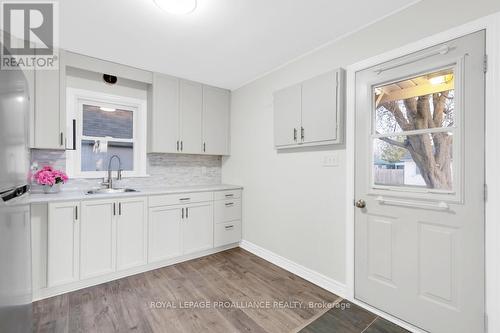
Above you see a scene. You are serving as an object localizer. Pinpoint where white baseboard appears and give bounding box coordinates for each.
[239,240,347,298]
[239,240,424,333]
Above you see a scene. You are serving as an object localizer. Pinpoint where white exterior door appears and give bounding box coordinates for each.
[354,31,485,333]
[148,206,183,263]
[80,199,116,279]
[116,197,147,271]
[47,202,79,287]
[182,203,213,255]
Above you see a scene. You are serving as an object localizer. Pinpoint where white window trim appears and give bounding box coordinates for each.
[66,88,148,179]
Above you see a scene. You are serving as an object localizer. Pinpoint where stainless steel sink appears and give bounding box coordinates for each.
[86,188,139,195]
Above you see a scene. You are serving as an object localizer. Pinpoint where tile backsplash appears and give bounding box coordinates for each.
[30,150,222,192]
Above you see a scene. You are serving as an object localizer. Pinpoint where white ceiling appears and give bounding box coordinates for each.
[60,0,419,90]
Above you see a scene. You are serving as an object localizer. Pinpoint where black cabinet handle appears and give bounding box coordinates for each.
[119,202,122,216]
[75,206,78,220]
[180,141,183,151]
[186,207,188,219]
[181,207,184,219]
[113,203,116,216]
[293,128,297,141]
[177,140,179,151]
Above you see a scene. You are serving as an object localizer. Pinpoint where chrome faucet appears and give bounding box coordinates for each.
[102,155,123,189]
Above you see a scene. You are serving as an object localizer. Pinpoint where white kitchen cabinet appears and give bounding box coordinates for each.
[47,201,79,287]
[273,68,344,149]
[148,74,231,156]
[202,86,230,155]
[179,80,203,154]
[32,49,67,149]
[182,202,214,255]
[301,70,340,144]
[148,206,183,263]
[148,73,180,153]
[116,197,148,271]
[273,84,302,147]
[80,199,116,279]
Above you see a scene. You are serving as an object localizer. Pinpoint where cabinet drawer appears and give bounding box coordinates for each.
[214,221,241,247]
[149,192,213,207]
[214,198,241,223]
[214,189,241,201]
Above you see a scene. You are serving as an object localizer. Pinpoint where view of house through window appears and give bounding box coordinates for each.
[373,68,455,190]
[80,104,135,172]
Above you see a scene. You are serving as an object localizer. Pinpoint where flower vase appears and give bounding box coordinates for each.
[43,183,61,194]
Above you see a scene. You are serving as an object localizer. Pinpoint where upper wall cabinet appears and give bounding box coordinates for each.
[31,50,67,149]
[148,74,180,154]
[273,68,345,149]
[148,73,230,155]
[179,80,203,154]
[202,86,230,155]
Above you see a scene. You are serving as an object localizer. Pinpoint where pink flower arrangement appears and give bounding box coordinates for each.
[33,166,68,187]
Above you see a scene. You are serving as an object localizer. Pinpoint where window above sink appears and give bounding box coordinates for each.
[66,88,147,179]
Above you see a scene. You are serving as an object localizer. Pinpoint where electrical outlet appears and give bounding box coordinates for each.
[323,153,339,167]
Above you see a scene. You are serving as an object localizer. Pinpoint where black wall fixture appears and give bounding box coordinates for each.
[103,74,118,85]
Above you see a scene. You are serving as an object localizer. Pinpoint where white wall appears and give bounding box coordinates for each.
[222,0,500,284]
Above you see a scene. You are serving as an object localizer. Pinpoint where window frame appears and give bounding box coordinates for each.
[66,88,148,179]
[367,59,465,203]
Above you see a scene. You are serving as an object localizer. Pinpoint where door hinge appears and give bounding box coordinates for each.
[484,184,488,202]
[483,54,488,73]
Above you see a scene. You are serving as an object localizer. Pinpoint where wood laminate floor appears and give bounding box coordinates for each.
[33,248,408,333]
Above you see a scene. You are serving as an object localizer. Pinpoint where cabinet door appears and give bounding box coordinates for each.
[273,84,301,147]
[34,68,63,149]
[116,197,147,271]
[149,74,180,153]
[148,206,183,263]
[301,70,339,144]
[80,199,116,279]
[183,203,213,255]
[202,86,230,155]
[47,202,80,287]
[180,80,203,154]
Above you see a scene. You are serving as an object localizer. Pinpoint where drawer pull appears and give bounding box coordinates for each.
[225,225,234,230]
[225,194,234,198]
[225,202,234,207]
[179,198,190,201]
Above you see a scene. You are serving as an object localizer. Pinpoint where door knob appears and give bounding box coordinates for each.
[355,199,366,209]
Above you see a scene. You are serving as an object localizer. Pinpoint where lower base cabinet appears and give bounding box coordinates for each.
[47,201,80,287]
[80,199,116,279]
[182,202,214,255]
[80,197,147,279]
[116,197,148,271]
[148,201,214,263]
[37,189,241,299]
[148,206,183,263]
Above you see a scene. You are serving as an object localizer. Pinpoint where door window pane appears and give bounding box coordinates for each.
[373,133,453,190]
[82,104,133,139]
[81,140,134,172]
[374,69,455,135]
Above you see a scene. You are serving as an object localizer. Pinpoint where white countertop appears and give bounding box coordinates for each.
[28,184,243,204]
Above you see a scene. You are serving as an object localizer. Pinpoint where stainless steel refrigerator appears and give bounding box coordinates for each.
[0,52,33,331]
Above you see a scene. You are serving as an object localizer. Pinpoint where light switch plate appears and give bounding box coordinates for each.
[323,153,339,167]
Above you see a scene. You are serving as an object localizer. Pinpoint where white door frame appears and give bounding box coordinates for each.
[345,12,500,333]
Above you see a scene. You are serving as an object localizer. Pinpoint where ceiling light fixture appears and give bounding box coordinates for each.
[154,0,197,15]
[100,107,116,112]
